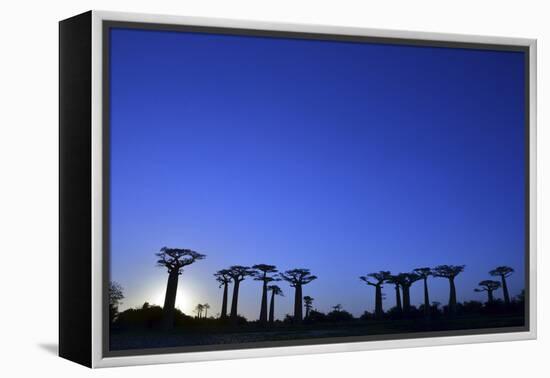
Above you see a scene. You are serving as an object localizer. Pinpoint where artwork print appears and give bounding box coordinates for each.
[106,25,527,354]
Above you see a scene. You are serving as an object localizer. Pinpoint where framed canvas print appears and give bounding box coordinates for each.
[59,10,537,368]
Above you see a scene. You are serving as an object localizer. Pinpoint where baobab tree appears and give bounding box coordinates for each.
[413,267,432,316]
[385,275,402,312]
[303,296,314,318]
[475,280,501,303]
[214,269,232,319]
[267,285,283,323]
[397,272,421,314]
[194,303,204,318]
[332,304,343,312]
[433,265,465,315]
[156,247,205,329]
[203,303,210,318]
[279,268,317,324]
[227,265,255,321]
[253,264,279,324]
[360,271,391,319]
[489,266,514,305]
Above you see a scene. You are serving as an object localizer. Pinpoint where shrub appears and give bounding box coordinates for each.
[326,310,354,322]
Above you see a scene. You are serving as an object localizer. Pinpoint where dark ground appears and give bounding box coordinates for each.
[110,314,524,351]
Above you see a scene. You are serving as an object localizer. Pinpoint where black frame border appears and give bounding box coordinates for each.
[101,20,531,358]
[59,11,93,367]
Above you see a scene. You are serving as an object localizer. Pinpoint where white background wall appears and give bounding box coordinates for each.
[0,0,546,376]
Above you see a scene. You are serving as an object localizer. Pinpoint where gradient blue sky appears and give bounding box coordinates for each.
[109,27,526,320]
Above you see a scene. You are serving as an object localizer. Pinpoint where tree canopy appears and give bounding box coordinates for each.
[156,247,205,274]
[432,265,465,279]
[268,285,284,296]
[253,264,279,282]
[475,280,501,292]
[214,269,233,286]
[279,268,317,286]
[360,271,391,286]
[414,267,432,279]
[490,266,514,278]
[227,265,256,282]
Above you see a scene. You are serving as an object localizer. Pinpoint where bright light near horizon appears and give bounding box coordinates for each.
[175,287,195,315]
[149,285,195,316]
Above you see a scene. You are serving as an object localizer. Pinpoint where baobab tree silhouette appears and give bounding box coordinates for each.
[303,296,314,318]
[332,304,343,312]
[203,303,210,318]
[489,266,514,305]
[279,268,317,324]
[252,264,279,324]
[156,247,205,329]
[475,280,501,303]
[214,269,232,319]
[227,265,255,322]
[385,275,402,312]
[413,267,433,316]
[194,303,204,318]
[397,272,421,314]
[360,271,391,319]
[433,265,465,316]
[267,285,283,323]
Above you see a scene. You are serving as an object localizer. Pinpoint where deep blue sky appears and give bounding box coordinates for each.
[109,27,526,319]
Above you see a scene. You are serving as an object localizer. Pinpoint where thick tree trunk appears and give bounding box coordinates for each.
[488,290,494,303]
[448,278,457,315]
[394,285,402,311]
[305,306,310,319]
[230,280,240,320]
[259,280,268,324]
[375,285,383,319]
[402,285,411,313]
[501,275,510,305]
[269,291,275,323]
[220,282,228,319]
[423,278,430,316]
[294,284,303,323]
[162,270,179,329]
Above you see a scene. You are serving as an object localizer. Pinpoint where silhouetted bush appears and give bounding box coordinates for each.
[385,306,403,320]
[115,303,164,329]
[359,310,375,321]
[233,314,249,326]
[418,303,443,319]
[462,300,483,314]
[404,305,421,318]
[508,298,525,315]
[326,310,354,322]
[173,309,200,327]
[305,310,327,323]
[115,303,221,330]
[283,314,294,324]
[514,290,525,303]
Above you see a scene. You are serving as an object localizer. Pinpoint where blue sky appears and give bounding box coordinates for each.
[109,27,526,319]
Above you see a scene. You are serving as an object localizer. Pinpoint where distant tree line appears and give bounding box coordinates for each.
[109,246,522,330]
[358,265,517,319]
